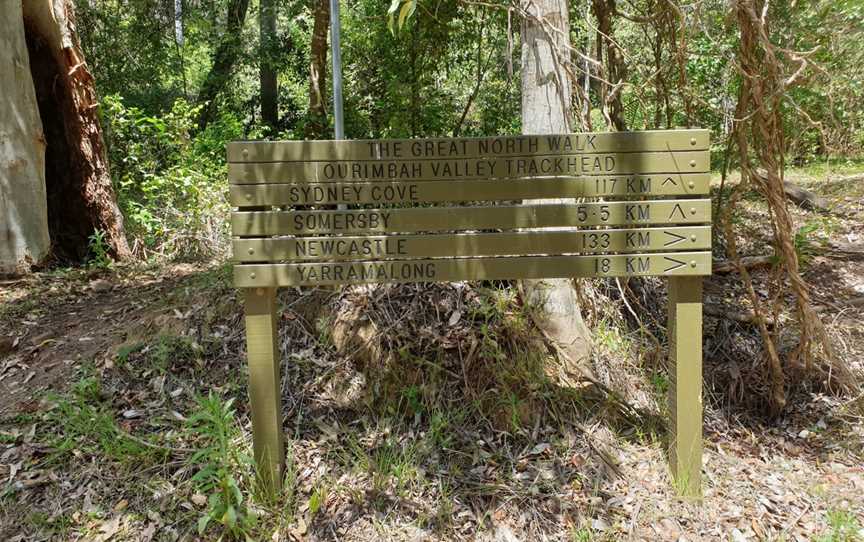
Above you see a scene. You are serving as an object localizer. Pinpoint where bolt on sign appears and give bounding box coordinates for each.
[229,129,710,499]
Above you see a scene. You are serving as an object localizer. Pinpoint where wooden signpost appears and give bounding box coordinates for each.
[229,129,710,498]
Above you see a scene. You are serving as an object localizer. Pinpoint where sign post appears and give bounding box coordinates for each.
[230,129,710,497]
[243,287,283,489]
[668,276,703,497]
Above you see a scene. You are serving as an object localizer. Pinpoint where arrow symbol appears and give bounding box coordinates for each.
[667,203,686,221]
[662,176,678,186]
[663,256,687,273]
[663,231,687,246]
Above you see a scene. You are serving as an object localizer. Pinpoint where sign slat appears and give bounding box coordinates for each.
[229,151,709,184]
[231,200,712,236]
[230,174,710,206]
[233,251,712,287]
[233,226,712,262]
[227,130,710,162]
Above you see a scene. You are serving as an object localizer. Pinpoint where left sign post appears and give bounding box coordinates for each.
[243,288,284,490]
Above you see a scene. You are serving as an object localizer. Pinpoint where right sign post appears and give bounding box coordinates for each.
[229,129,710,498]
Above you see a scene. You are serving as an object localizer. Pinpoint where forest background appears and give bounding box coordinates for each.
[81,0,861,260]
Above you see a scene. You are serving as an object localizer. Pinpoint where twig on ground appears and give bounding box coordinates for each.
[713,255,774,274]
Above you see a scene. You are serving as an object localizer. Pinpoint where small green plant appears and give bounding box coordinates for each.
[87,229,114,270]
[188,393,256,539]
[42,374,156,465]
[26,511,73,538]
[594,318,628,353]
[315,314,334,347]
[116,343,142,366]
[816,509,863,542]
[307,483,329,520]
[370,438,418,494]
[117,335,201,372]
[432,479,455,530]
[428,409,458,448]
[795,217,836,266]
[345,432,419,496]
[570,525,594,542]
[400,384,424,416]
[650,372,669,396]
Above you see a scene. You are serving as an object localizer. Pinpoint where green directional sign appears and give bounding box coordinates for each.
[233,226,712,262]
[229,151,709,184]
[231,200,711,236]
[227,129,709,162]
[229,129,713,501]
[230,174,710,205]
[233,251,712,287]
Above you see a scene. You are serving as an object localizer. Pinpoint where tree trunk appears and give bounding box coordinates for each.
[259,0,278,131]
[2,0,130,273]
[1,0,49,273]
[196,0,250,131]
[591,0,627,131]
[520,0,593,369]
[305,0,329,139]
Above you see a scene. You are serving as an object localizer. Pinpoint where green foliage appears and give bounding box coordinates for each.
[87,229,114,270]
[307,483,329,519]
[794,217,837,265]
[101,95,237,259]
[42,373,159,465]
[188,393,257,540]
[570,526,594,542]
[816,509,862,542]
[69,0,864,269]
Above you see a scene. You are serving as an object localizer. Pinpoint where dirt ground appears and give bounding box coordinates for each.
[1,170,863,541]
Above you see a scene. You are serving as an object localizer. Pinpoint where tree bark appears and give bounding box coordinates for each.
[1,0,130,270]
[259,0,278,131]
[305,0,329,139]
[1,0,50,273]
[196,0,250,131]
[520,0,593,369]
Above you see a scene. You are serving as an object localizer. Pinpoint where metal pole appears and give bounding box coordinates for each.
[329,0,344,140]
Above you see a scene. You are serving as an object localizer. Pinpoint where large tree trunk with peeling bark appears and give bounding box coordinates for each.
[1,0,49,274]
[1,0,129,273]
[520,0,593,369]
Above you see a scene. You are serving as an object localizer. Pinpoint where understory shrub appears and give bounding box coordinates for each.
[101,95,244,260]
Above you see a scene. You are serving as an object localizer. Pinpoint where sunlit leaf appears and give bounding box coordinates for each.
[398,0,416,29]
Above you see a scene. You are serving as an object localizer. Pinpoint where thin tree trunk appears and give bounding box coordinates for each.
[520,0,593,369]
[577,0,592,131]
[591,0,627,131]
[7,0,130,267]
[260,0,278,131]
[196,0,250,131]
[174,0,188,98]
[410,20,418,136]
[453,8,489,137]
[305,0,329,139]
